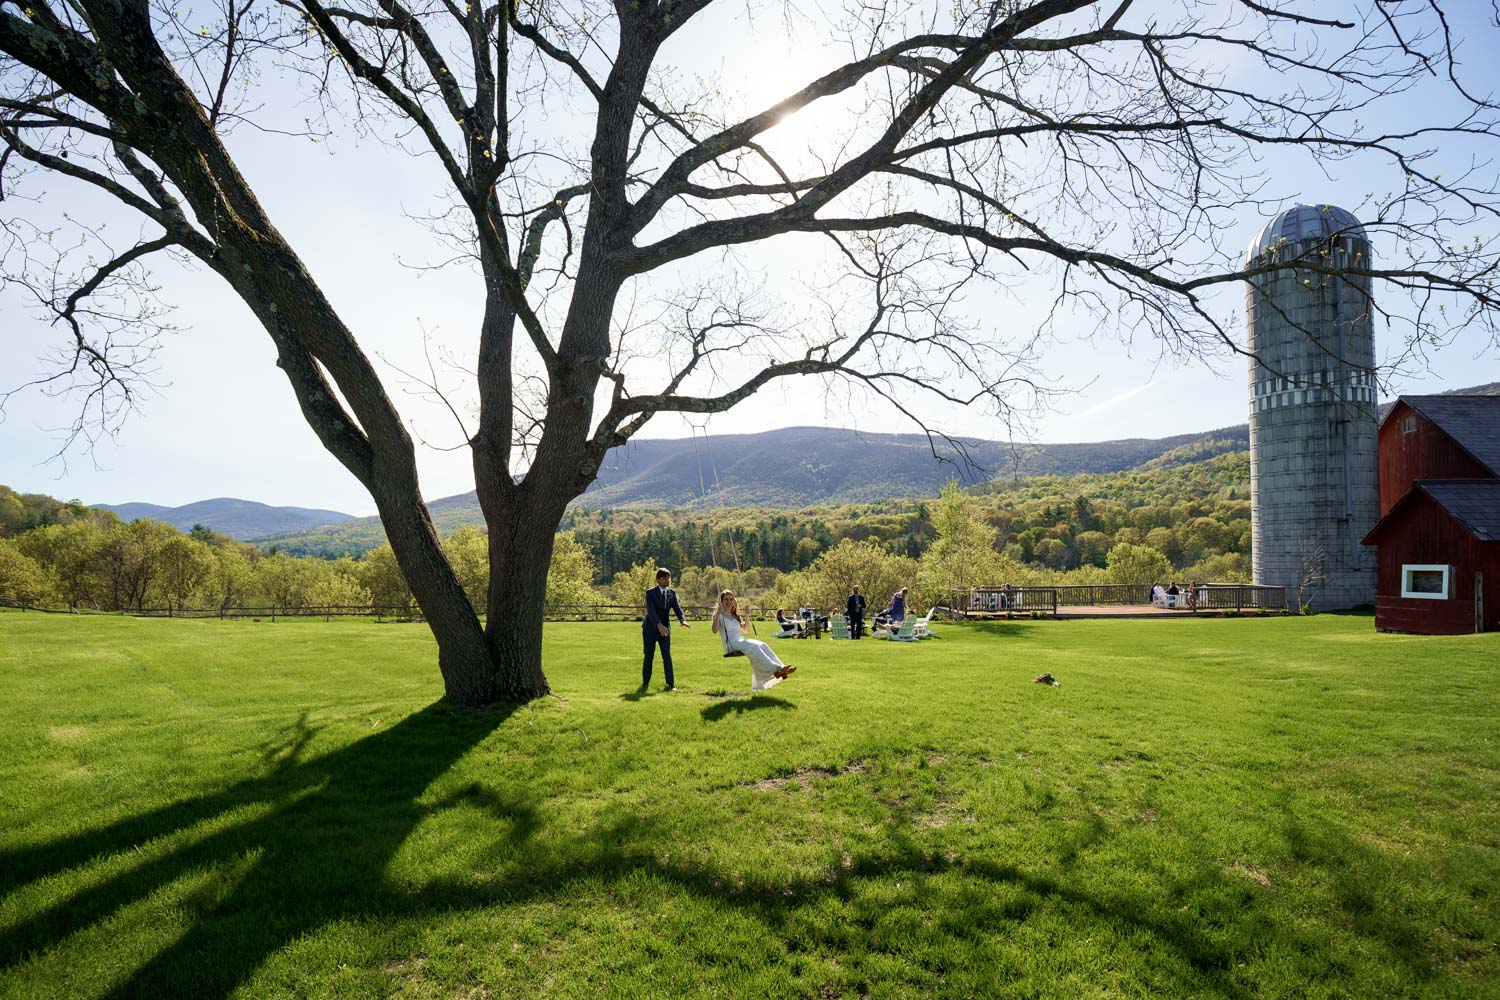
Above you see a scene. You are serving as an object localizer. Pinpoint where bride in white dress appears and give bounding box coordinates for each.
[711,590,796,691]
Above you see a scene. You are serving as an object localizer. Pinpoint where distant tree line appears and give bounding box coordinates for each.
[563,451,1251,591]
[0,485,118,536]
[0,515,596,616]
[2,448,1249,616]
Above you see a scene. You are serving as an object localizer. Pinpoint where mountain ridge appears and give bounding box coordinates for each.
[93,497,354,540]
[95,381,1500,555]
[252,424,1253,555]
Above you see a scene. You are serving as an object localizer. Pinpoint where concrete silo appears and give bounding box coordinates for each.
[1244,204,1379,610]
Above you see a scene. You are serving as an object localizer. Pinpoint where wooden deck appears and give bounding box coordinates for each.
[968,605,1287,620]
[1056,605,1266,619]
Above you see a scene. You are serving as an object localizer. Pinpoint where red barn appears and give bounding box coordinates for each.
[1363,395,1500,633]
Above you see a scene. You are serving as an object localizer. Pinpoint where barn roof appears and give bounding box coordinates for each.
[1396,395,1500,477]
[1363,479,1500,544]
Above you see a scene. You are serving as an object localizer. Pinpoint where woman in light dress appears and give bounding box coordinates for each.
[712,590,796,691]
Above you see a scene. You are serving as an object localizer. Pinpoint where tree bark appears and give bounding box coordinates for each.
[482,507,554,701]
[369,485,526,704]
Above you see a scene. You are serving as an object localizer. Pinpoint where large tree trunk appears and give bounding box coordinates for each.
[474,485,558,702]
[373,480,550,706]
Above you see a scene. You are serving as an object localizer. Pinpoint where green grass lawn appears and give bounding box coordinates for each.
[1,611,1497,998]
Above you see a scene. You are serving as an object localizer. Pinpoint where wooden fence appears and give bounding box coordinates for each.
[3,586,1286,622]
[0,597,776,623]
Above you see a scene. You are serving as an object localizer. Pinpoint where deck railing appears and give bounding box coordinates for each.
[960,583,1287,615]
[958,588,1059,615]
[1053,584,1152,607]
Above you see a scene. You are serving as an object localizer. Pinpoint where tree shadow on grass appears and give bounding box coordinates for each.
[0,701,520,997]
[0,704,1451,998]
[1277,800,1440,978]
[956,620,1029,638]
[700,695,796,722]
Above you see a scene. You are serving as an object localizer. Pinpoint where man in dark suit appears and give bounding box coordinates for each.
[846,586,866,639]
[643,567,689,690]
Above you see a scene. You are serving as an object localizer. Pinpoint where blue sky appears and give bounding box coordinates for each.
[3,0,1500,516]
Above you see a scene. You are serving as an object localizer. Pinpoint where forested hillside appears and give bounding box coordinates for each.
[257,424,1251,556]
[8,384,1490,613]
[567,449,1251,587]
[0,486,118,537]
[1,449,1249,616]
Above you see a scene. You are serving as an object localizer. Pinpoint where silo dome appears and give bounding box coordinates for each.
[1243,203,1379,611]
[1246,204,1367,262]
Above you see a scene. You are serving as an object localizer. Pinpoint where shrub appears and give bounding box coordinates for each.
[0,539,57,606]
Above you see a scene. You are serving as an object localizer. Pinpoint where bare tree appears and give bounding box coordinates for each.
[4,0,1500,703]
[1295,534,1327,614]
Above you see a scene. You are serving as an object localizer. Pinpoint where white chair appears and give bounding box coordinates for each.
[771,613,805,638]
[911,607,939,638]
[882,618,918,642]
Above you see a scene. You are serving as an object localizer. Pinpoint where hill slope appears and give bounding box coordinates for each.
[255,424,1250,555]
[94,497,354,539]
[202,381,1500,557]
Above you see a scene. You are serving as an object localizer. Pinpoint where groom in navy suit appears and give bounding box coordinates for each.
[642,567,689,690]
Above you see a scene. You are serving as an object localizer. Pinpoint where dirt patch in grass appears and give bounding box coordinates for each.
[383,955,426,976]
[915,801,976,829]
[1354,828,1406,852]
[1230,861,1273,888]
[48,725,86,740]
[748,759,868,791]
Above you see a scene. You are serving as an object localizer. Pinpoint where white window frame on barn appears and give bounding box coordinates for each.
[1400,564,1452,600]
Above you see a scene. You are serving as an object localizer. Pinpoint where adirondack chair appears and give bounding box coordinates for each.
[830,613,850,639]
[911,607,939,638]
[881,617,918,642]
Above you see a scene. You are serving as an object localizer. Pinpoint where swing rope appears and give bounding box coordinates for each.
[690,419,754,635]
[689,426,721,574]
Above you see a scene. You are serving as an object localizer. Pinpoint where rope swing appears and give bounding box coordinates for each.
[689,419,753,641]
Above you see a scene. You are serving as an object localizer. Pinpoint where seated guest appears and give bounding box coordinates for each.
[774,608,805,636]
[1166,581,1180,596]
[1150,582,1164,604]
[797,607,829,633]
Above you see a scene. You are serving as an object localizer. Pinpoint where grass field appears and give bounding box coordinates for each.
[1,611,1497,998]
